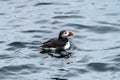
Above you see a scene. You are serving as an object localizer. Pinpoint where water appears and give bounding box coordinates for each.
[0,0,120,80]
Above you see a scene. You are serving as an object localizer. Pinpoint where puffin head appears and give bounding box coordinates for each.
[59,30,73,38]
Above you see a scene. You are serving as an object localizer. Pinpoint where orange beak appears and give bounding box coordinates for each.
[68,31,73,36]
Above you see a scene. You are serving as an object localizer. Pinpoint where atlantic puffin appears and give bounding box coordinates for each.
[40,30,73,52]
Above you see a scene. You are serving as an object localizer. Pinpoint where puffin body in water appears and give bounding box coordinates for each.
[40,30,73,52]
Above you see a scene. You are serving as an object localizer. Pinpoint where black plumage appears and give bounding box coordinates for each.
[40,30,73,52]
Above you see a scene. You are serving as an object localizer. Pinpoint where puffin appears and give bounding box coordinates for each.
[40,30,73,52]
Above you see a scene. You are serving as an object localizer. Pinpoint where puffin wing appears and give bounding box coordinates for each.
[42,38,65,48]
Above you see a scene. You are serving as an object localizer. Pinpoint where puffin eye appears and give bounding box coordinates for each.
[64,32,67,34]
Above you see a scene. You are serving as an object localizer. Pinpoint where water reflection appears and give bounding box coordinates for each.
[40,48,73,58]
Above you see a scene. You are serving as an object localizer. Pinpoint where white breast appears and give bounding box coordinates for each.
[64,42,70,50]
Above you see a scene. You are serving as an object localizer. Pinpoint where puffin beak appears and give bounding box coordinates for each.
[68,31,73,36]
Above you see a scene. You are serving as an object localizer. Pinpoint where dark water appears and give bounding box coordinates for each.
[0,0,120,80]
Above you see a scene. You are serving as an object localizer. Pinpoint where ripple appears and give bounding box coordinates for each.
[88,63,107,71]
[76,48,95,52]
[6,42,28,50]
[77,56,92,63]
[24,41,40,50]
[34,2,68,6]
[0,13,6,15]
[0,54,12,59]
[90,26,120,33]
[104,46,120,50]
[34,20,49,24]
[96,21,120,26]
[52,15,84,19]
[54,12,63,14]
[68,68,88,74]
[27,46,39,50]
[54,10,80,15]
[112,57,120,62]
[8,42,26,48]
[87,63,120,72]
[16,5,26,8]
[26,41,40,45]
[112,54,120,62]
[0,64,34,72]
[63,72,78,77]
[64,10,80,14]
[13,24,23,27]
[88,39,105,41]
[51,78,67,80]
[74,35,87,39]
[65,23,120,33]
[64,23,90,29]
[0,0,11,1]
[106,13,120,16]
[32,35,42,38]
[0,41,5,43]
[51,21,63,24]
[34,2,54,6]
[5,47,18,51]
[98,7,106,10]
[0,64,47,76]
[21,30,52,33]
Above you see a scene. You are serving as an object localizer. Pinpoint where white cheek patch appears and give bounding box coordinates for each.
[66,31,69,35]
[62,31,69,37]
